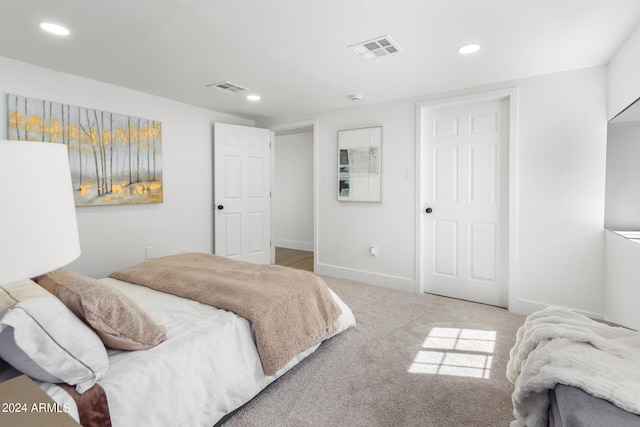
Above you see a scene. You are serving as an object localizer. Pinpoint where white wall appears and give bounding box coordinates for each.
[609,24,640,120]
[311,100,418,291]
[604,231,640,330]
[605,22,640,328]
[0,55,612,317]
[510,67,607,316]
[273,131,313,251]
[0,56,253,278]
[267,66,608,317]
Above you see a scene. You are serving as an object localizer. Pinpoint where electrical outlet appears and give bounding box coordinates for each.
[145,246,156,259]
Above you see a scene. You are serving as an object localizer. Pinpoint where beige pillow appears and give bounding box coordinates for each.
[36,269,166,350]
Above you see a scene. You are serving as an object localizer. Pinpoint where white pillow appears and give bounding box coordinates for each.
[0,280,108,393]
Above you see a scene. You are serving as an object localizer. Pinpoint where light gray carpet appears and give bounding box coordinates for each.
[223,276,525,426]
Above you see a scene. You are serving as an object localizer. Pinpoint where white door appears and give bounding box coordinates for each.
[422,99,508,306]
[214,123,272,264]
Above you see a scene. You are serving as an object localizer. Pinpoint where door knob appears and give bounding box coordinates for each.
[217,205,224,210]
[425,207,433,214]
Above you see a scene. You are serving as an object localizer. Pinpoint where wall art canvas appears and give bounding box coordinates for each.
[337,126,382,202]
[7,94,163,206]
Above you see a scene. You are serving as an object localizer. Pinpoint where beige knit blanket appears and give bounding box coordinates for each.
[109,253,342,375]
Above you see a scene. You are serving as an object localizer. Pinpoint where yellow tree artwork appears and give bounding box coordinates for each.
[7,94,163,206]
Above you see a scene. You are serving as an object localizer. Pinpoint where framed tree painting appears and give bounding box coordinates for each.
[6,94,163,206]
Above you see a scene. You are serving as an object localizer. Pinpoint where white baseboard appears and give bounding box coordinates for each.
[315,263,416,293]
[509,297,604,319]
[274,239,313,252]
[508,297,547,316]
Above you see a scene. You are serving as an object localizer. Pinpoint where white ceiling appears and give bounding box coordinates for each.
[1,0,640,122]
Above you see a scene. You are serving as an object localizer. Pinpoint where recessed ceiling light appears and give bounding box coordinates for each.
[458,44,480,55]
[40,22,71,36]
[246,94,261,102]
[39,22,70,36]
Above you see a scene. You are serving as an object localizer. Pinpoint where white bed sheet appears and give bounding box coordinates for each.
[38,277,355,426]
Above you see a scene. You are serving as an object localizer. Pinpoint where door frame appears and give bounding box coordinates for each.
[415,88,518,307]
[269,119,318,268]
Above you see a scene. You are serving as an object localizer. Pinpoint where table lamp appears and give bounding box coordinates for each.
[0,140,81,286]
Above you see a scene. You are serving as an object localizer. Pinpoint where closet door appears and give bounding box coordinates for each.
[214,123,272,264]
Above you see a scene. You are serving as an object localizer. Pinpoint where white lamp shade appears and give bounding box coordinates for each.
[0,140,81,285]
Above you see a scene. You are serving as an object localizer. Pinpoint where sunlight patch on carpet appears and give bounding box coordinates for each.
[408,328,496,379]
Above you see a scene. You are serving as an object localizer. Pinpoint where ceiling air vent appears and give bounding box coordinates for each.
[348,35,402,60]
[206,81,248,92]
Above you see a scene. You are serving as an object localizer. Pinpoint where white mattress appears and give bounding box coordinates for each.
[38,277,356,426]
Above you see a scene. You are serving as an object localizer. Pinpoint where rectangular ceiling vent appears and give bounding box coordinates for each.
[207,81,248,92]
[348,35,402,60]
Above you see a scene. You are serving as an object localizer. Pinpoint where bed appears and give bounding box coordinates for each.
[0,253,356,426]
[549,383,640,427]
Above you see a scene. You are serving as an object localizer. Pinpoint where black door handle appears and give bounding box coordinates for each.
[217,205,224,210]
[425,207,432,214]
